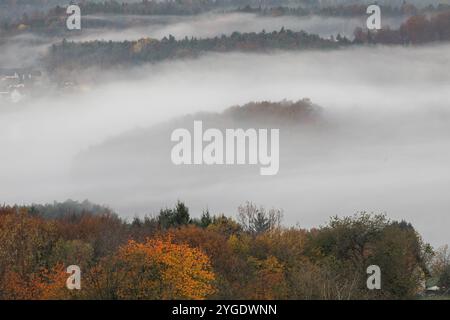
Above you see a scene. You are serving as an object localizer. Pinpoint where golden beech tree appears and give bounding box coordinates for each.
[169,225,249,299]
[86,238,216,300]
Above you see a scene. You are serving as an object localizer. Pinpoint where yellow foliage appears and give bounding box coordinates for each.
[17,24,29,31]
[88,238,216,300]
[131,38,153,54]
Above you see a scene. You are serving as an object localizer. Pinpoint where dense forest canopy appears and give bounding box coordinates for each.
[238,3,450,18]
[2,1,449,36]
[46,28,343,71]
[1,200,447,300]
[44,10,450,74]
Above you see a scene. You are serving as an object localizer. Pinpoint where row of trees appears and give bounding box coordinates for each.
[0,1,212,36]
[238,3,450,17]
[80,0,216,16]
[354,11,450,44]
[1,200,448,300]
[45,9,450,73]
[4,1,450,36]
[46,28,344,71]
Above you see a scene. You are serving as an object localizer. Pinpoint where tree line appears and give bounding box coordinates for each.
[3,1,449,37]
[237,3,450,17]
[46,28,344,72]
[1,199,449,300]
[44,10,450,74]
[354,11,450,44]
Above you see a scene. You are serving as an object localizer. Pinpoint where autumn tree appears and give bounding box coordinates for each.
[0,208,76,299]
[245,256,288,299]
[0,263,69,300]
[85,238,216,300]
[54,211,127,257]
[0,208,58,299]
[169,225,247,299]
[207,214,242,237]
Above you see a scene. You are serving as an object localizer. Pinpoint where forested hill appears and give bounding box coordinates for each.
[46,28,345,71]
[46,9,450,72]
[238,3,450,17]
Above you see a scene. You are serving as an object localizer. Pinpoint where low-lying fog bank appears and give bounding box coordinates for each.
[0,12,405,70]
[1,44,449,246]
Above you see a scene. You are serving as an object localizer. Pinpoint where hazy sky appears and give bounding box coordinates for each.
[1,42,449,246]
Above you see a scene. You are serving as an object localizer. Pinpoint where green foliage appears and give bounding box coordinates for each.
[157,201,191,229]
[49,239,94,269]
[307,213,428,299]
[29,199,115,219]
[46,28,343,72]
[200,210,213,228]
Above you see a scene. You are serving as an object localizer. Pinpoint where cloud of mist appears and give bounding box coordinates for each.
[0,33,51,67]
[0,11,407,67]
[0,44,449,246]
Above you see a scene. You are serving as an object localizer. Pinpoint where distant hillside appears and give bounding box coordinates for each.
[46,28,343,72]
[72,99,326,200]
[44,10,450,73]
[29,199,115,219]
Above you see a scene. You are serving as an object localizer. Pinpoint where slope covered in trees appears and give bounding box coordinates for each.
[44,10,450,73]
[46,28,345,72]
[355,11,450,44]
[237,3,450,17]
[1,200,446,300]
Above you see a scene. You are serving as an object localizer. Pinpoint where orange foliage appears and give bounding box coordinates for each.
[1,264,68,300]
[89,238,216,300]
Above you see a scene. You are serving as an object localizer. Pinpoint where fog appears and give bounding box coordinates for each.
[1,42,449,246]
[0,12,406,67]
[0,34,51,67]
[319,0,449,7]
[76,12,406,41]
